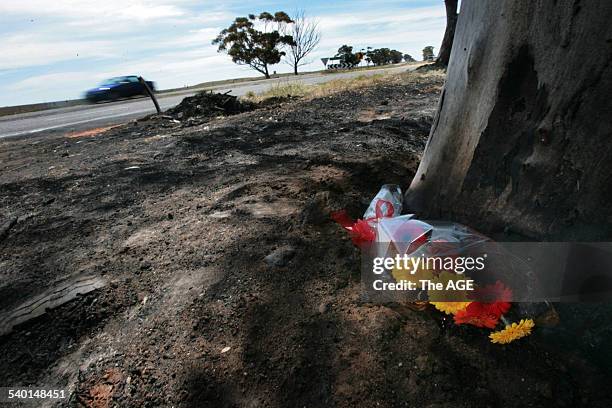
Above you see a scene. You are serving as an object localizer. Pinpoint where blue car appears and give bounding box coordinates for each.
[85,76,155,103]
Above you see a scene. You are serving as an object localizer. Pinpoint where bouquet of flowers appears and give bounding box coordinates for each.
[332,184,541,344]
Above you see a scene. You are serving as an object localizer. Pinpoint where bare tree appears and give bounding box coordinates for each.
[286,10,321,75]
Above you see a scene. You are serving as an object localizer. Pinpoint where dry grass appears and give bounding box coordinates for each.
[397,68,446,85]
[249,82,310,101]
[243,68,446,103]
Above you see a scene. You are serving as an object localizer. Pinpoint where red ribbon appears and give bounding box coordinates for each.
[374,199,395,219]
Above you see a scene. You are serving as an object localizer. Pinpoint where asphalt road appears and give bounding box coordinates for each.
[0,64,411,139]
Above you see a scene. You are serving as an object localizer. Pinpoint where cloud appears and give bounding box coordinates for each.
[316,6,444,30]
[313,6,445,59]
[0,35,117,70]
[6,71,100,91]
[0,1,234,70]
[0,1,189,21]
[154,27,224,49]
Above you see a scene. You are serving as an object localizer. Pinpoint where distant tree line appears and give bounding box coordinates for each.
[334,45,414,67]
[365,47,404,65]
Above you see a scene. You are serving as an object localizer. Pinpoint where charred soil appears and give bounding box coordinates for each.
[1,73,610,407]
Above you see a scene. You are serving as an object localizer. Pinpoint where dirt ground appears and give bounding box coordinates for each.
[1,71,611,407]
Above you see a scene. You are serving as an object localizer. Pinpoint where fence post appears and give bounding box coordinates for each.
[138,76,161,114]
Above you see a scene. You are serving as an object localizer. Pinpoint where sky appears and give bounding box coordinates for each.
[0,0,446,107]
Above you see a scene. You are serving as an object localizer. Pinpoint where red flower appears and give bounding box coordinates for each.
[350,219,376,247]
[471,281,513,303]
[487,301,511,316]
[454,302,501,329]
[469,281,512,316]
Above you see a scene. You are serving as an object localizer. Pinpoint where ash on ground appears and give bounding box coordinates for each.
[1,71,610,408]
[167,91,255,120]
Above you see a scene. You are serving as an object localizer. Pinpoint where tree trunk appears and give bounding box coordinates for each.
[264,65,270,79]
[436,0,458,67]
[294,63,299,75]
[406,0,612,240]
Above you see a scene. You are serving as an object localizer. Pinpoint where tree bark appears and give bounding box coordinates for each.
[406,0,612,240]
[436,0,458,67]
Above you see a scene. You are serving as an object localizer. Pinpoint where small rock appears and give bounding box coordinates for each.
[0,217,18,242]
[264,246,295,267]
[221,346,231,354]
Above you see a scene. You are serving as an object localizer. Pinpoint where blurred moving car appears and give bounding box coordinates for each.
[85,76,155,103]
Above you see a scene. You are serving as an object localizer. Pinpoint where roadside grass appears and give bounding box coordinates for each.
[247,82,310,101]
[243,73,387,103]
[397,68,446,84]
[243,67,446,103]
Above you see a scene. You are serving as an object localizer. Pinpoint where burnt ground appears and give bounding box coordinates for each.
[1,72,611,408]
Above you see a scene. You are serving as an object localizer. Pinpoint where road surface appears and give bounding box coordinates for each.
[0,65,411,139]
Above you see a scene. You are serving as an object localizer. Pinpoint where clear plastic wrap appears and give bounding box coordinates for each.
[363,184,402,220]
[331,184,554,343]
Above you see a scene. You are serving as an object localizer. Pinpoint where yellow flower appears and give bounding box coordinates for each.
[489,319,535,344]
[430,301,471,315]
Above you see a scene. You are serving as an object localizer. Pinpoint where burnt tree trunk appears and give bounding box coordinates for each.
[436,0,458,66]
[407,0,612,240]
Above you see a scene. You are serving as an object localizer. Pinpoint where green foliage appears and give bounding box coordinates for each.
[403,54,416,62]
[390,50,404,64]
[365,48,405,65]
[213,12,294,78]
[422,46,435,61]
[335,45,361,66]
